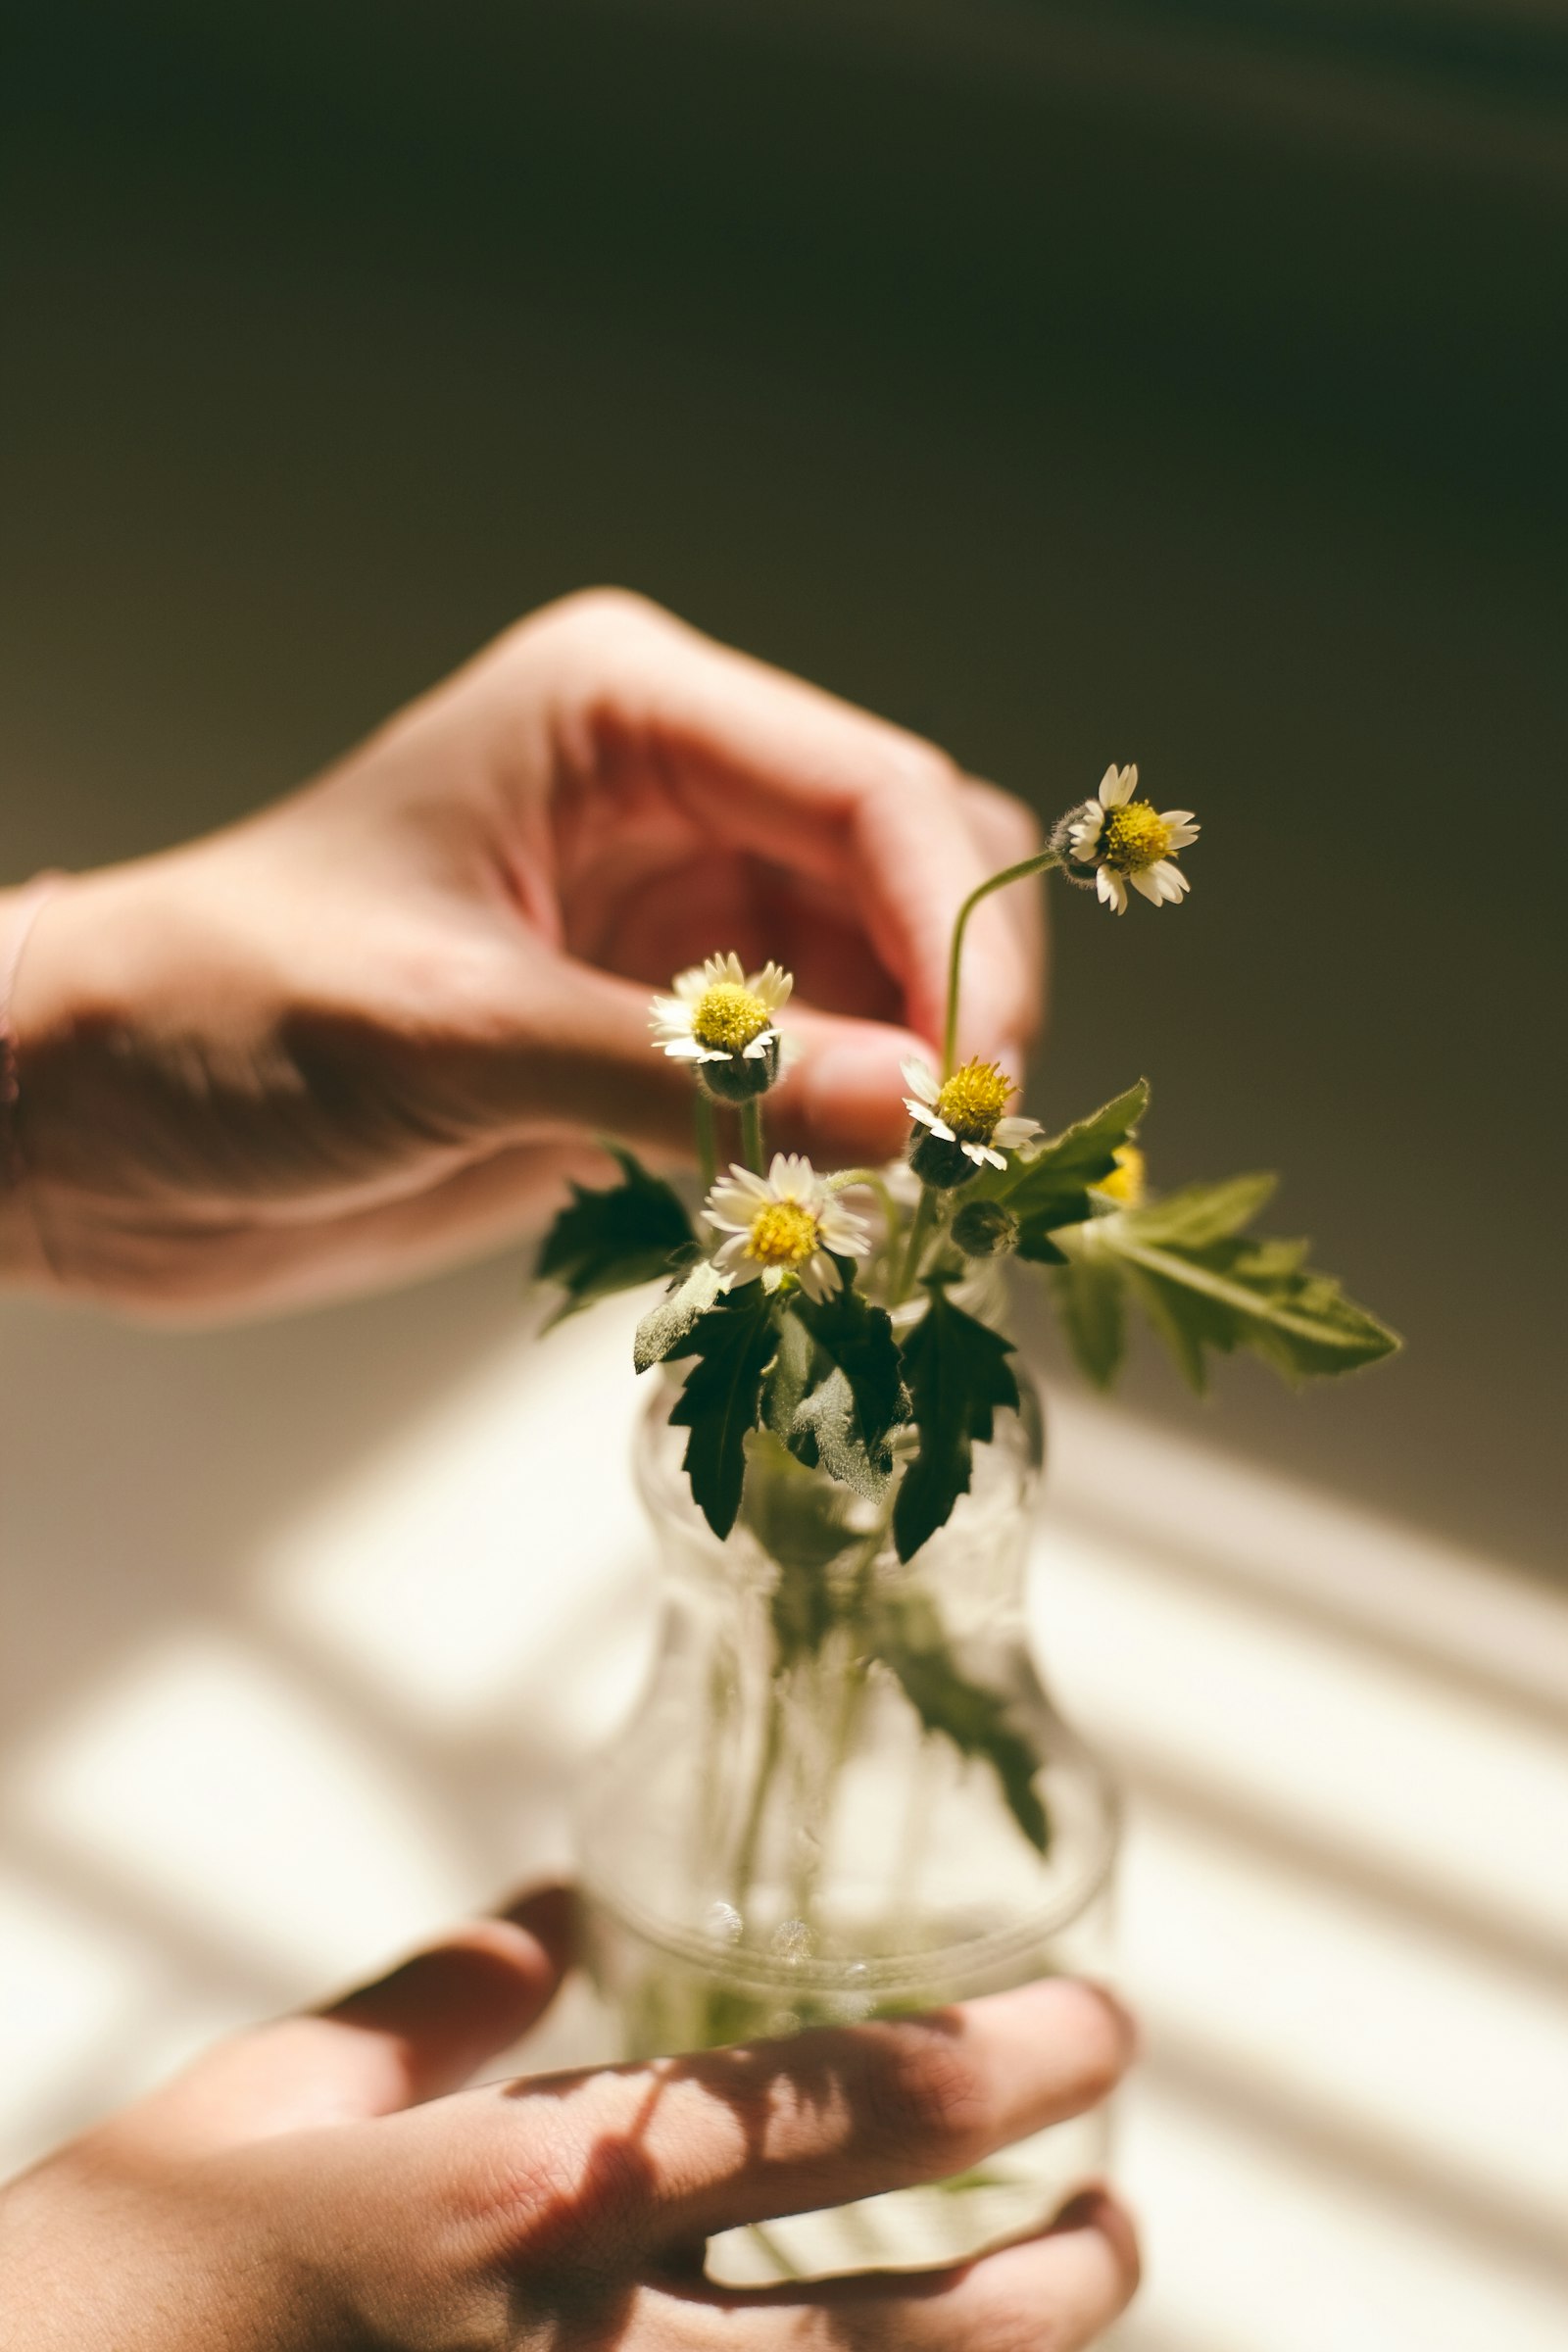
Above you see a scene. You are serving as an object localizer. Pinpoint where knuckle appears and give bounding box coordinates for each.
[883,740,963,801]
[475,2117,657,2272]
[545,584,669,643]
[862,2029,991,2172]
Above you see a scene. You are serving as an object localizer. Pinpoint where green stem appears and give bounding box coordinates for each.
[893,1186,939,1305]
[693,1092,717,1192]
[729,1677,785,1911]
[828,1166,899,1234]
[943,848,1062,1077]
[740,1097,766,1175]
[787,1516,892,1926]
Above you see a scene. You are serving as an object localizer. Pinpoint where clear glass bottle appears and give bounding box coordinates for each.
[576,1288,1120,2283]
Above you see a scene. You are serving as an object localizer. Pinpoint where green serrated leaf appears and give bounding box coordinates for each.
[633,1259,728,1372]
[979,1081,1150,1253]
[793,1284,906,1455]
[743,1430,861,1588]
[669,1287,779,1539]
[1124,1261,1212,1393]
[874,1590,1049,1853]
[761,1306,815,1440]
[1121,1171,1277,1250]
[1108,1223,1400,1390]
[791,1367,894,1499]
[1051,1246,1128,1389]
[537,1146,694,1325]
[1014,1227,1069,1266]
[893,1287,1020,1561]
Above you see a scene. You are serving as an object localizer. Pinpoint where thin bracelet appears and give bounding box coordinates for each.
[0,872,67,1237]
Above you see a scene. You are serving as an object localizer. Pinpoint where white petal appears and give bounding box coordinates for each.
[1101,764,1136,807]
[819,1207,871,1255]
[795,1252,842,1303]
[994,1116,1040,1148]
[705,1192,753,1231]
[725,1253,763,1286]
[1099,869,1128,913]
[771,1152,819,1199]
[901,1058,940,1103]
[748,962,795,1010]
[905,1098,940,1128]
[1131,868,1166,905]
[929,1117,956,1143]
[741,1029,778,1059]
[671,967,709,1003]
[660,1036,708,1059]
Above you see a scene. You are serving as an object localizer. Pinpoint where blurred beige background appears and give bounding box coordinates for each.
[3,4,1567,2345]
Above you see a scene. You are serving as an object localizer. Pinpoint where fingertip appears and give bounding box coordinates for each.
[774,1020,929,1164]
[318,1913,570,2105]
[495,1883,579,1975]
[1049,2181,1144,2295]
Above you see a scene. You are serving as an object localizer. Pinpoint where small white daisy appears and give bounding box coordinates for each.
[902,1056,1041,1173]
[1065,765,1200,914]
[650,953,793,1101]
[704,1153,871,1303]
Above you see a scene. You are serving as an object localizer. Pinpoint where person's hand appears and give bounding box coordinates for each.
[1,591,1043,1314]
[0,1888,1139,2351]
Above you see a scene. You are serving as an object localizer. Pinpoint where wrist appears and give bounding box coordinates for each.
[0,859,193,1298]
[0,874,68,1288]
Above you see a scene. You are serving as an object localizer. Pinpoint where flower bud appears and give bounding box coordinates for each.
[698,1034,781,1102]
[907,1125,984,1190]
[1050,804,1102,890]
[951,1199,1021,1258]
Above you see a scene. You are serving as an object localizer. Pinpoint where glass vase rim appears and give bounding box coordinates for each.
[577,1825,1119,2001]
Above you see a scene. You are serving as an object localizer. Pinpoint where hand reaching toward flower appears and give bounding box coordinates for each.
[0,1886,1142,2352]
[0,590,1043,1316]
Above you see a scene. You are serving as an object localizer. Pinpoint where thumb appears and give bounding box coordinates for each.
[136,1886,576,2152]
[464,949,930,1174]
[766,1002,935,1168]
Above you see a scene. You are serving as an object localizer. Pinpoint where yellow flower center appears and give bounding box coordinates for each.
[935,1058,1014,1142]
[1096,1144,1146,1206]
[746,1200,820,1267]
[691,982,772,1054]
[1101,803,1172,874]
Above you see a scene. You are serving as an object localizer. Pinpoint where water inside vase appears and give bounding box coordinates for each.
[579,1876,1115,2284]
